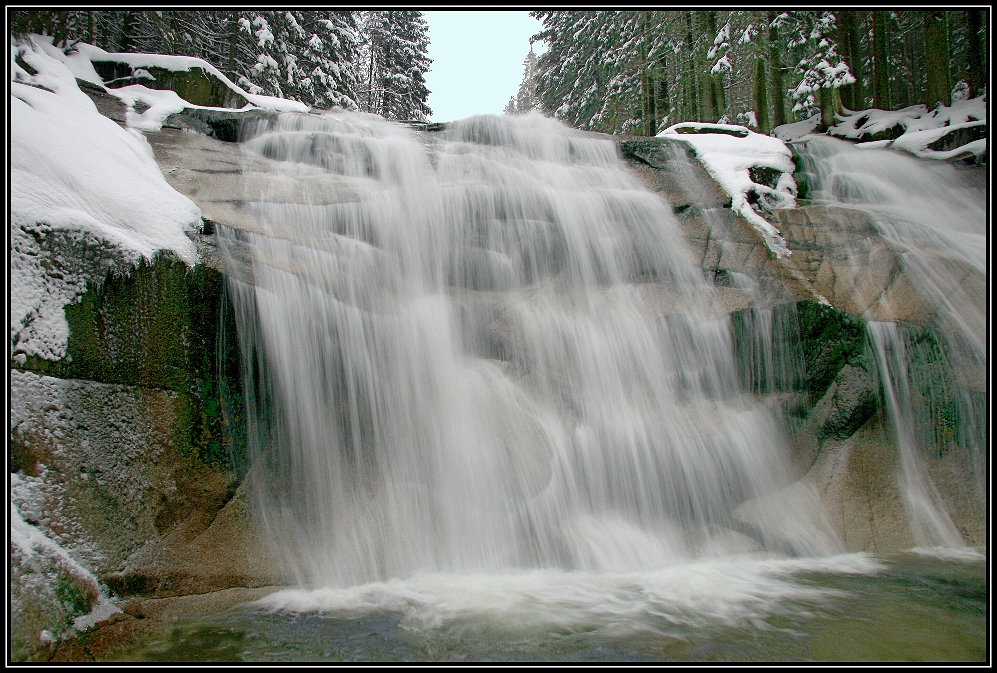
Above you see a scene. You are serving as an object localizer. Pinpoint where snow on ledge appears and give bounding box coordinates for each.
[10,37,203,361]
[773,114,821,142]
[659,123,795,258]
[71,40,310,113]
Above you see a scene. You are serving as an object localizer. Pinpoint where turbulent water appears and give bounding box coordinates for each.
[219,112,840,590]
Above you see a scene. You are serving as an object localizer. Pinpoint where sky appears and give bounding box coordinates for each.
[424,11,545,123]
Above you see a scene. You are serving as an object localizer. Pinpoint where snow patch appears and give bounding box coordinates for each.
[829,96,986,161]
[11,491,121,638]
[773,113,821,142]
[659,123,796,258]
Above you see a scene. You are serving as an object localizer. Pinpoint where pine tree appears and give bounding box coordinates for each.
[505,47,540,115]
[359,11,432,120]
[785,12,854,124]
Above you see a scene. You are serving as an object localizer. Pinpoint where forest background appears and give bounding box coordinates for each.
[9,10,989,133]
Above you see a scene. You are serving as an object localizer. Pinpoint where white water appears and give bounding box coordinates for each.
[867,322,964,548]
[794,136,986,363]
[255,554,886,637]
[218,112,843,593]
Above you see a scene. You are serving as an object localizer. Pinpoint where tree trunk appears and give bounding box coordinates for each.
[872,11,891,109]
[965,10,984,98]
[640,13,654,136]
[654,68,670,130]
[227,13,239,77]
[699,12,716,122]
[120,11,135,53]
[767,11,787,128]
[754,57,770,134]
[819,86,835,128]
[685,12,699,122]
[923,11,951,109]
[836,10,864,111]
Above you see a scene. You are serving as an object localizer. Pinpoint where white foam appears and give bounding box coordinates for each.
[254,554,886,636]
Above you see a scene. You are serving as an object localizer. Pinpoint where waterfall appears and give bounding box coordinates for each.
[794,136,986,362]
[217,112,838,588]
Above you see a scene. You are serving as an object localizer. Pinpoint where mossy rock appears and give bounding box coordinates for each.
[620,138,672,169]
[92,61,246,109]
[794,300,871,404]
[18,255,246,474]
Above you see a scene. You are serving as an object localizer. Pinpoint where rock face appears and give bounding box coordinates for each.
[617,136,985,553]
[9,249,281,660]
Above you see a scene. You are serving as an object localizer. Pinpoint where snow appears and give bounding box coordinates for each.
[659,123,796,258]
[777,96,986,162]
[773,113,821,142]
[829,96,986,160]
[830,103,934,140]
[890,121,987,161]
[11,37,203,361]
[12,479,122,637]
[71,40,310,113]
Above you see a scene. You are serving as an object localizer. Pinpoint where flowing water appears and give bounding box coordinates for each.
[191,114,985,661]
[794,136,987,549]
[113,549,987,662]
[794,135,986,363]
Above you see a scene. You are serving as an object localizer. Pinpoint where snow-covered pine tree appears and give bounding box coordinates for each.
[532,11,611,130]
[236,11,287,98]
[786,11,854,124]
[374,11,432,121]
[506,47,540,114]
[291,12,362,109]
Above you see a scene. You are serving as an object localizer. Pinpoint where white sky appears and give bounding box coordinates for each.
[424,11,545,123]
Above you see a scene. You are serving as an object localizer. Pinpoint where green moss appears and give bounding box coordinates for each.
[794,300,870,404]
[93,61,247,108]
[55,573,95,626]
[903,325,981,458]
[19,255,247,475]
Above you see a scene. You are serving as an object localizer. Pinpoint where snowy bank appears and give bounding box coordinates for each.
[15,36,308,134]
[829,96,986,162]
[11,37,202,362]
[11,476,121,656]
[658,122,796,258]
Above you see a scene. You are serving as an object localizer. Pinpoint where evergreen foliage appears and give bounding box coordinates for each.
[357,11,432,121]
[529,10,987,136]
[504,47,540,115]
[10,9,430,118]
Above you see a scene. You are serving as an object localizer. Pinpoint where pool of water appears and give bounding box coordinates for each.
[113,549,985,662]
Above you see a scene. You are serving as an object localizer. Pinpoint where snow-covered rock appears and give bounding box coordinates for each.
[11,486,120,661]
[829,96,986,163]
[658,122,797,258]
[11,37,205,362]
[773,113,821,142]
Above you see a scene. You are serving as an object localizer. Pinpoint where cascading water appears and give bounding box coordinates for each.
[218,111,840,592]
[794,136,986,363]
[794,136,986,548]
[867,322,964,548]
